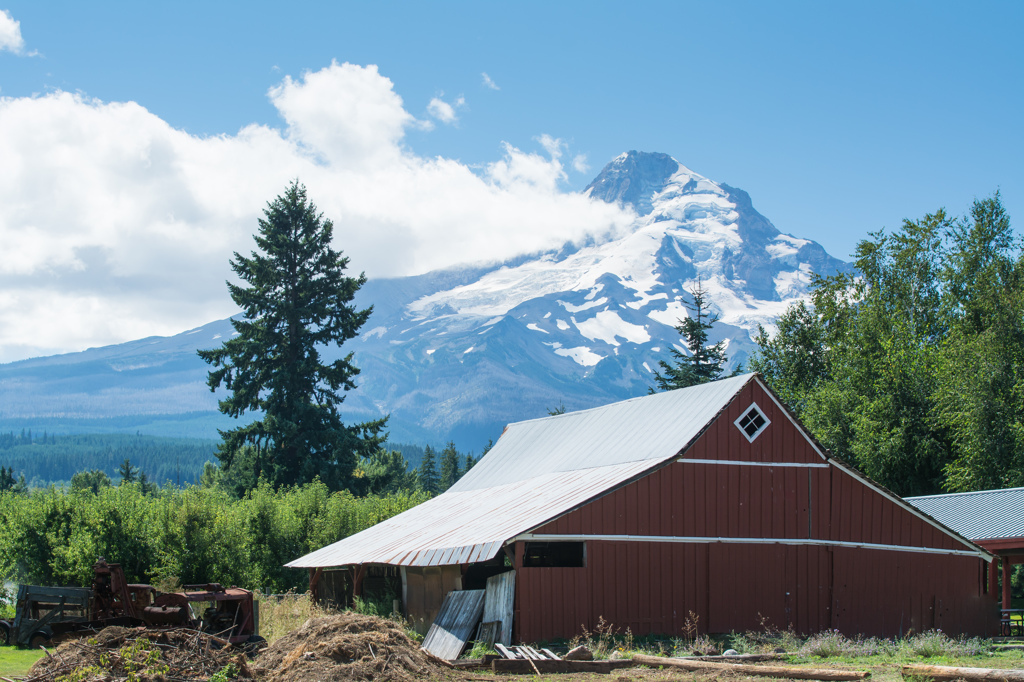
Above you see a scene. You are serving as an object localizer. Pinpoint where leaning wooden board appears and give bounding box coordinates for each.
[483,570,515,646]
[421,589,486,660]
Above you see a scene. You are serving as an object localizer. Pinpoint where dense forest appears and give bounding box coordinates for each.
[751,193,1024,497]
[0,433,218,488]
[0,433,448,490]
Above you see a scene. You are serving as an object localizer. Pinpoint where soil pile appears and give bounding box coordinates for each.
[27,626,250,681]
[255,613,447,682]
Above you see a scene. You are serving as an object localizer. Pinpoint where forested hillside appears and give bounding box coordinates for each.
[0,433,217,487]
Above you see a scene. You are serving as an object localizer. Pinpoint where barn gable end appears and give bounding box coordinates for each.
[515,378,995,640]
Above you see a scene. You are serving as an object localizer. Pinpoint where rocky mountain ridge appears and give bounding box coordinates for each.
[0,152,849,451]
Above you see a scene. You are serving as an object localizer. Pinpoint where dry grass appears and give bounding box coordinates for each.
[257,592,334,644]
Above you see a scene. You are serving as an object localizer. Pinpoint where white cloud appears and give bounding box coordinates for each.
[573,154,590,174]
[0,61,632,362]
[426,93,464,125]
[481,73,500,91]
[0,10,26,54]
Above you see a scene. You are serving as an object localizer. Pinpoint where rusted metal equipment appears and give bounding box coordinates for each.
[8,557,259,648]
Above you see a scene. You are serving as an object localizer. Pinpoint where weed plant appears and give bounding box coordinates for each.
[256,592,332,644]
[569,617,631,659]
[464,641,498,659]
[555,617,996,664]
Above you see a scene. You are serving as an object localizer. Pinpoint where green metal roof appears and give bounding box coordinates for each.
[906,487,1024,541]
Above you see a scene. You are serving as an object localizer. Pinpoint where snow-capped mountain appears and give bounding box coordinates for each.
[0,152,849,451]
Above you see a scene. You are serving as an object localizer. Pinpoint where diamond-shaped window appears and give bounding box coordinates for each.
[735,403,770,442]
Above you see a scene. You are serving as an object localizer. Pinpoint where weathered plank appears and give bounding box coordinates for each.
[495,643,518,659]
[901,664,1024,682]
[421,589,486,661]
[483,570,515,646]
[476,620,501,648]
[631,654,871,681]
[541,648,562,661]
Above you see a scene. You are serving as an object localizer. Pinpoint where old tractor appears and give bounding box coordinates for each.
[3,558,259,648]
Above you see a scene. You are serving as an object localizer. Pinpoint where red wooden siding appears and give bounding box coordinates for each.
[515,379,996,642]
[831,548,992,636]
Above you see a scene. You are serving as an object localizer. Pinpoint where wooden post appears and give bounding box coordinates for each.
[308,568,324,599]
[352,563,368,607]
[989,558,998,599]
[1003,556,1012,610]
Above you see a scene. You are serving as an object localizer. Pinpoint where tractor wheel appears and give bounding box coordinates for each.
[28,632,50,649]
[243,635,267,656]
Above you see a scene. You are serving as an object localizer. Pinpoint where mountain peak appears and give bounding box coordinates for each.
[584,151,717,216]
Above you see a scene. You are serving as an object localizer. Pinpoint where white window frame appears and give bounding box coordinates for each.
[735,401,771,442]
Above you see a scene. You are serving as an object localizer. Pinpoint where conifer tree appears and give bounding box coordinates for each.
[0,466,17,491]
[199,182,386,493]
[652,279,736,391]
[118,458,138,484]
[417,445,440,495]
[439,441,461,490]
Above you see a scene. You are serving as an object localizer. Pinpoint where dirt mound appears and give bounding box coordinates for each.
[255,613,447,682]
[29,626,249,681]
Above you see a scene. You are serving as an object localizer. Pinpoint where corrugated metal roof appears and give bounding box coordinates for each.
[452,373,753,492]
[905,486,1024,541]
[287,374,754,568]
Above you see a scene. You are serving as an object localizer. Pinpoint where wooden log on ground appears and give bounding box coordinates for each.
[631,654,870,681]
[901,664,1024,682]
[492,658,636,674]
[684,653,791,662]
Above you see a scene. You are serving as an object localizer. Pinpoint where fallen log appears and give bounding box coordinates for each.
[492,658,636,674]
[684,653,791,662]
[901,664,1024,682]
[631,654,871,681]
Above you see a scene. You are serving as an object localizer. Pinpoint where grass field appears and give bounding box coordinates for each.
[0,645,45,677]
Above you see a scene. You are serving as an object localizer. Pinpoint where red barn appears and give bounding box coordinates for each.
[289,373,997,641]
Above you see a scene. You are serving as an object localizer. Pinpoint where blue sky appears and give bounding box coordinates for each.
[0,2,1021,360]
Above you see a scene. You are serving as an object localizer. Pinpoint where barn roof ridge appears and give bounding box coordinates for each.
[504,371,758,427]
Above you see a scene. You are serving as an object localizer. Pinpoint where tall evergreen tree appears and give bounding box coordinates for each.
[439,441,461,490]
[118,458,139,485]
[199,182,386,493]
[0,466,17,491]
[417,445,440,495]
[652,279,734,391]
